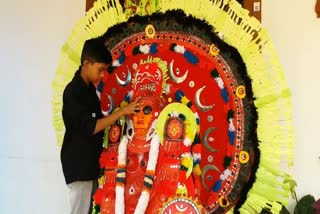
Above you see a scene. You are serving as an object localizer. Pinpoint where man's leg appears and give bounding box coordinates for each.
[67,180,94,214]
[88,179,98,213]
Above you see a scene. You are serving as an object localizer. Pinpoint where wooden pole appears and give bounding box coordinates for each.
[86,0,96,12]
[243,0,262,22]
[316,0,320,18]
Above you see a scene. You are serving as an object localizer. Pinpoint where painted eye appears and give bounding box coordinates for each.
[143,105,152,115]
[141,160,146,167]
[207,175,213,180]
[129,186,135,195]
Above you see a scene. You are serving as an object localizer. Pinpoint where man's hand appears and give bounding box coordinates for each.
[122,97,142,115]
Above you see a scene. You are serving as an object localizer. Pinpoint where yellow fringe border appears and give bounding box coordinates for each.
[52,0,295,212]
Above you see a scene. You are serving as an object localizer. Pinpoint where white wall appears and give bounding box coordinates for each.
[262,0,320,204]
[0,0,85,213]
[0,0,319,213]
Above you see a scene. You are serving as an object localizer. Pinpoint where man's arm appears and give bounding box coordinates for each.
[93,98,141,134]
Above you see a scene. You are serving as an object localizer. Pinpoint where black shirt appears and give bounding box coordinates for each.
[61,68,104,184]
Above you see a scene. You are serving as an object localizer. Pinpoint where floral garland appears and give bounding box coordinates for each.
[115,131,160,214]
[164,86,203,194]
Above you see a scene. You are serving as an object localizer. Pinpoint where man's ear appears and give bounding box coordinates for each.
[82,59,92,68]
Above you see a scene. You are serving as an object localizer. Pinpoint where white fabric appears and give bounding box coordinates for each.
[67,180,97,214]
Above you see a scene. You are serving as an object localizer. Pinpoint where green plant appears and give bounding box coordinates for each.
[294,195,316,214]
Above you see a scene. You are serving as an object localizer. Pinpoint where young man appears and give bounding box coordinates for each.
[60,38,141,214]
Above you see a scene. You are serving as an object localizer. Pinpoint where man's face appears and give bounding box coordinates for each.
[87,61,109,84]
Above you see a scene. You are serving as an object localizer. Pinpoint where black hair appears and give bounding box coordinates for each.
[80,38,112,65]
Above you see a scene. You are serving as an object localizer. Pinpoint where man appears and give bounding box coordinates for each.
[61,38,141,214]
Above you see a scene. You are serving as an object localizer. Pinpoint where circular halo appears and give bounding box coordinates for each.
[156,102,197,145]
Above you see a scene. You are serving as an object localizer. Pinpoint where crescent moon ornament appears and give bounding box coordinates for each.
[102,94,114,116]
[116,66,131,86]
[201,164,220,191]
[175,204,188,212]
[169,59,189,83]
[203,127,218,152]
[195,86,215,112]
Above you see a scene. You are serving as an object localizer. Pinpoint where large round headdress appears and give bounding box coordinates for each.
[52,0,295,213]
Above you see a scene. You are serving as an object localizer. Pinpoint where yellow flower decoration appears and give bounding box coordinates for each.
[176,183,188,195]
[218,195,230,207]
[145,24,156,38]
[239,151,249,164]
[193,164,201,176]
[181,96,190,105]
[181,153,193,178]
[236,85,246,99]
[98,176,105,187]
[209,44,220,56]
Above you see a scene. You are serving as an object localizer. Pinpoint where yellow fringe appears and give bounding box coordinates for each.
[52,0,295,212]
